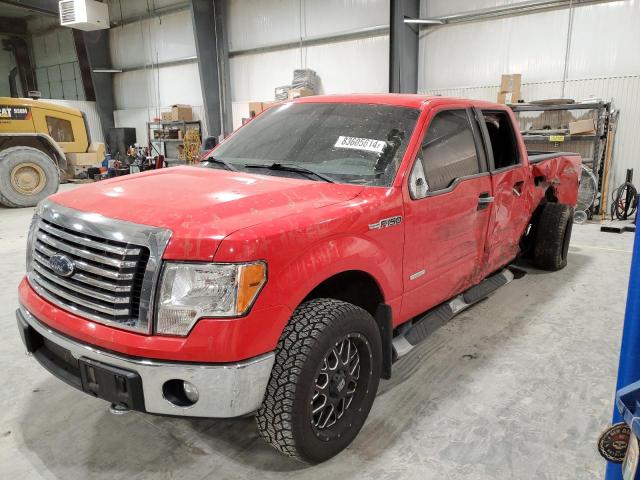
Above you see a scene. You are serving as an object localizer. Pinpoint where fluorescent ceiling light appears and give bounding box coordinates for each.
[403,18,445,25]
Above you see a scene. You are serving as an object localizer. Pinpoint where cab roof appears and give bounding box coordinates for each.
[291,93,505,111]
[0,97,83,117]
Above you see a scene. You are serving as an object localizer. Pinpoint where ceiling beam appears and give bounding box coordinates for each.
[0,0,58,16]
[0,16,28,35]
[408,0,619,26]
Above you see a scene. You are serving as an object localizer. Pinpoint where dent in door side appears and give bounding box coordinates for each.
[485,167,534,269]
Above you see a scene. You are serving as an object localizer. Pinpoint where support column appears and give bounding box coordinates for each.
[214,0,232,136]
[72,30,96,102]
[389,0,420,94]
[81,30,115,136]
[189,0,232,139]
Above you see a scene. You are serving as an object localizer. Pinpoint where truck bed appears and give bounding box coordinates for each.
[527,151,581,164]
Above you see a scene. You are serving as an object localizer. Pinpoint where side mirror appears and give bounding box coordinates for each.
[409,161,429,199]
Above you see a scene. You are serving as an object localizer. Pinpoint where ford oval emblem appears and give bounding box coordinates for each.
[49,254,75,277]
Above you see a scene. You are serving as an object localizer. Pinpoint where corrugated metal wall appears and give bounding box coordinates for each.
[418,0,640,195]
[28,17,85,100]
[226,0,390,102]
[107,4,205,144]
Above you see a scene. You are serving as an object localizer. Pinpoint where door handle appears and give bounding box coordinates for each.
[513,181,525,197]
[477,192,494,210]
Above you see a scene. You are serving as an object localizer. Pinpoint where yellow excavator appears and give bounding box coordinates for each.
[0,97,92,207]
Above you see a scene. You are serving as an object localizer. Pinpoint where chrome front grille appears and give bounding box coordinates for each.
[27,200,172,333]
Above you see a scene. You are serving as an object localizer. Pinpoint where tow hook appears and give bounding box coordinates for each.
[109,403,130,415]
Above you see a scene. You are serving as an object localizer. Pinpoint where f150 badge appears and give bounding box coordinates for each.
[369,216,402,230]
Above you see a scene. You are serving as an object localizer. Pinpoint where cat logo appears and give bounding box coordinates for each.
[0,105,31,120]
[368,216,402,230]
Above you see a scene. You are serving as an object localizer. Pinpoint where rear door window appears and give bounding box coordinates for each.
[480,110,520,170]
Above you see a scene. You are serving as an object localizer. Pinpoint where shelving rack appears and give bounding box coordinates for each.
[510,101,615,216]
[147,120,202,165]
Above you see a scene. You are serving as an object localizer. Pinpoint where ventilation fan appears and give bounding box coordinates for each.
[574,165,597,224]
[59,0,109,31]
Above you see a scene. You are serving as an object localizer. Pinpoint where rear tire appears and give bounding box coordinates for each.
[255,298,382,463]
[533,202,574,271]
[0,146,59,208]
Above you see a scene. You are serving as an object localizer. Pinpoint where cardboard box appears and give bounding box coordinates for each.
[568,118,596,135]
[248,102,263,117]
[247,101,278,118]
[66,152,99,166]
[288,87,314,100]
[87,142,105,161]
[171,104,192,121]
[498,91,519,104]
[161,111,172,121]
[498,73,522,104]
[500,73,521,92]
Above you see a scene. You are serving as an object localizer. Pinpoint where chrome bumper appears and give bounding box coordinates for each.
[17,306,275,418]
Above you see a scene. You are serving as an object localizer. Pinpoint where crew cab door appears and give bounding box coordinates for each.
[476,108,532,274]
[401,108,493,320]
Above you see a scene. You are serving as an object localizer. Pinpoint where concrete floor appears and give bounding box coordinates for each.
[0,185,634,479]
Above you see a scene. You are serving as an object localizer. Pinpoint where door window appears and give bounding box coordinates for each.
[480,110,520,169]
[410,109,480,198]
[46,116,75,142]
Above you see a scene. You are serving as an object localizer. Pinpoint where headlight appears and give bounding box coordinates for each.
[156,261,267,336]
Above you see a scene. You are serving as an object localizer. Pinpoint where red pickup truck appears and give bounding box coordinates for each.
[17,94,580,463]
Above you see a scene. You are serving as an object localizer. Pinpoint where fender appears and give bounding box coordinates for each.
[530,153,580,206]
[274,234,399,313]
[0,132,67,169]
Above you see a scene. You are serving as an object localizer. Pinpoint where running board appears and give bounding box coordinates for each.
[392,268,515,360]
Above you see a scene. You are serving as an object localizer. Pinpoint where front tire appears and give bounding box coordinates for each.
[0,146,59,208]
[255,298,382,463]
[533,202,574,271]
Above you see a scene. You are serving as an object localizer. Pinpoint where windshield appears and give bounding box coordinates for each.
[205,102,420,186]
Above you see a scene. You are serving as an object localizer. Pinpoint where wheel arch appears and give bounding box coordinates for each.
[300,269,393,380]
[303,269,384,316]
[0,133,67,168]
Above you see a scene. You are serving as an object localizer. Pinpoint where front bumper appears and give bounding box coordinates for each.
[17,306,275,418]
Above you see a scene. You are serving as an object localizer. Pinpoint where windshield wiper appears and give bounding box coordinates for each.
[243,162,335,183]
[201,156,237,171]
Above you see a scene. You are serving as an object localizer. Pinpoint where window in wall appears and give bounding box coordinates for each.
[46,116,74,143]
[416,109,480,193]
[481,110,520,169]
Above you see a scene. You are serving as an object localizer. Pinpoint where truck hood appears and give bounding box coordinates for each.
[50,166,364,260]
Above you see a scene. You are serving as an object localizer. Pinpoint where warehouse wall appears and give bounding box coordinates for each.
[107,2,205,145]
[28,16,85,100]
[226,0,390,102]
[418,0,640,190]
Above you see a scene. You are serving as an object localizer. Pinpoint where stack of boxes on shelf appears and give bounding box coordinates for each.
[498,74,522,104]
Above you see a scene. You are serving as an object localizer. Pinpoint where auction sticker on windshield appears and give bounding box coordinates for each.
[334,136,385,154]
